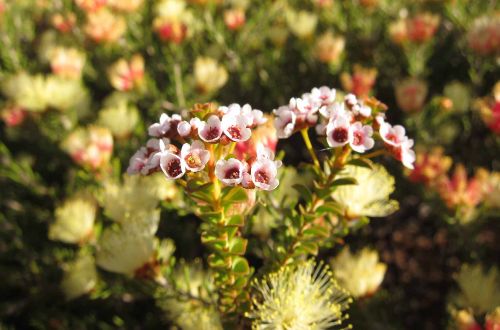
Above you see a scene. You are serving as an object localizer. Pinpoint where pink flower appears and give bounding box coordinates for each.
[250,145,282,191]
[127,147,148,174]
[215,158,245,186]
[379,123,407,147]
[148,113,182,138]
[1,106,27,127]
[392,138,416,169]
[221,114,252,142]
[326,114,351,148]
[177,121,192,137]
[198,115,223,143]
[348,122,374,153]
[274,106,296,138]
[160,152,185,179]
[180,140,210,172]
[290,97,319,125]
[220,103,266,127]
[224,8,245,30]
[310,86,336,107]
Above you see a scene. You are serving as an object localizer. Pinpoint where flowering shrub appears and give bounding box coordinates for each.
[0,0,498,329]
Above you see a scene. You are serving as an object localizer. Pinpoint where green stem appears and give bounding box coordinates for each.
[300,129,320,168]
[173,63,186,108]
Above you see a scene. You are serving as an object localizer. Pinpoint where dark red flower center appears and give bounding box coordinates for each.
[352,130,364,146]
[224,166,240,179]
[255,169,269,184]
[167,159,182,177]
[227,125,242,140]
[332,127,348,142]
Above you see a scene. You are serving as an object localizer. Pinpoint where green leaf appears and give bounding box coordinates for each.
[199,211,223,224]
[330,177,358,187]
[208,254,231,269]
[303,225,329,238]
[221,186,248,205]
[315,202,344,216]
[294,241,318,255]
[226,214,245,227]
[232,257,250,275]
[347,158,373,169]
[229,237,247,255]
[292,184,313,204]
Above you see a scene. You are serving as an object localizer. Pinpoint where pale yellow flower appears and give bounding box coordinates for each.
[96,226,157,275]
[61,254,98,300]
[315,31,345,65]
[49,195,96,244]
[248,260,351,330]
[98,101,139,139]
[108,0,144,12]
[194,57,228,94]
[2,73,88,112]
[286,9,318,39]
[331,248,387,298]
[332,164,398,219]
[100,174,170,224]
[85,9,126,43]
[452,264,500,314]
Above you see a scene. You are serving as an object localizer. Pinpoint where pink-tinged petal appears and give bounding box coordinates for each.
[160,152,185,179]
[215,158,244,185]
[177,121,191,137]
[199,115,222,142]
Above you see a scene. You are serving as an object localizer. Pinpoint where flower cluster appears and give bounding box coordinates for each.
[389,12,440,45]
[128,104,281,191]
[274,86,415,169]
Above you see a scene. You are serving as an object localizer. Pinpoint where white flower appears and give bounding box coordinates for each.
[274,106,296,139]
[148,113,182,137]
[177,120,192,137]
[49,196,96,244]
[127,147,148,174]
[348,122,374,153]
[332,164,399,218]
[379,122,407,147]
[311,86,336,107]
[215,158,245,186]
[219,103,253,126]
[180,140,210,172]
[291,96,319,125]
[148,113,171,137]
[331,248,387,298]
[396,138,416,169]
[251,159,280,191]
[160,152,186,179]
[221,114,252,142]
[326,114,351,148]
[96,226,157,276]
[198,115,223,143]
[248,260,351,330]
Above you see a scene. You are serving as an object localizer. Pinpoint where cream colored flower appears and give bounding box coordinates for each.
[156,0,186,19]
[50,47,86,80]
[157,260,222,330]
[85,9,126,43]
[248,260,351,330]
[2,73,88,112]
[194,57,228,94]
[100,174,170,223]
[61,254,98,300]
[98,101,139,138]
[331,248,387,298]
[107,55,145,92]
[315,31,345,65]
[452,264,500,314]
[96,226,157,275]
[332,164,399,219]
[49,196,96,244]
[286,9,318,39]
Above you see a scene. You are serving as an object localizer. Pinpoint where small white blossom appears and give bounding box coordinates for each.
[274,106,296,139]
[221,114,252,142]
[215,158,245,186]
[310,86,336,107]
[180,140,210,172]
[177,120,192,137]
[198,115,223,143]
[379,122,407,147]
[348,122,374,153]
[160,152,185,179]
[127,147,148,174]
[326,114,351,148]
